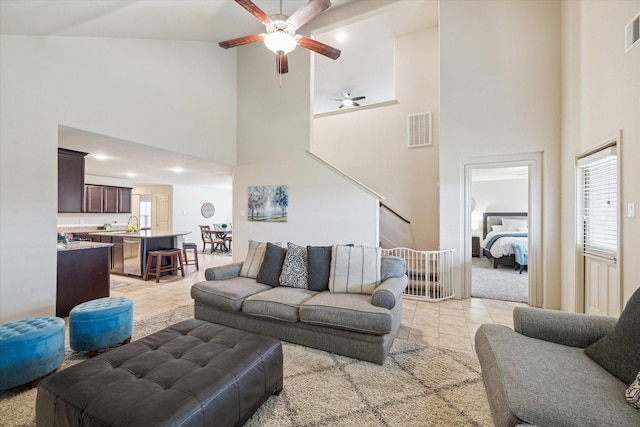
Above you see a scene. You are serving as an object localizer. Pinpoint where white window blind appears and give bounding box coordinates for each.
[578,145,618,262]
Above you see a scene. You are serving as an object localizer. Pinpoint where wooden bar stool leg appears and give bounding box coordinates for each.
[178,252,185,277]
[144,253,153,281]
[155,253,161,283]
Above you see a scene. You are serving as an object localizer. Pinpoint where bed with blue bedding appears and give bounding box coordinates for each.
[481,212,528,269]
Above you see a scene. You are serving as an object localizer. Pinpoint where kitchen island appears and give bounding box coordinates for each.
[87,230,191,278]
[57,241,112,317]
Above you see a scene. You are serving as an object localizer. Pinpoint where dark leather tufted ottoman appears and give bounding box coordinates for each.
[36,319,283,427]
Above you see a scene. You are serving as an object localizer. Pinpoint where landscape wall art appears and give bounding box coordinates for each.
[247,185,288,222]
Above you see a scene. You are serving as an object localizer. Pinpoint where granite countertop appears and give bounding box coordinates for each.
[57,241,113,251]
[87,230,192,239]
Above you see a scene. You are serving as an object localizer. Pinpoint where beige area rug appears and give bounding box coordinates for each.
[0,305,493,427]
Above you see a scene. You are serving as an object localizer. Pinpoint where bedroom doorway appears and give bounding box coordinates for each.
[463,152,542,307]
[470,167,529,303]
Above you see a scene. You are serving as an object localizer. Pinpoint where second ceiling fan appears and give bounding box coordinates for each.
[219,0,341,75]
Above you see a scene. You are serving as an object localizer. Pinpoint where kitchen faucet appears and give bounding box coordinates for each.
[128,216,139,229]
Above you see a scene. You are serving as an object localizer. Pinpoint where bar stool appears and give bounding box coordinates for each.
[183,242,199,271]
[144,249,185,283]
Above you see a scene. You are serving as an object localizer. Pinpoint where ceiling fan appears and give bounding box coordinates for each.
[334,92,365,108]
[219,0,341,76]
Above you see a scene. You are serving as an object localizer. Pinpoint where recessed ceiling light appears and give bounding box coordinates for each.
[336,31,347,43]
[126,172,136,178]
[93,153,109,161]
[173,167,183,174]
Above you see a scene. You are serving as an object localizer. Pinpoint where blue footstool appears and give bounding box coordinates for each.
[69,297,134,357]
[0,316,65,389]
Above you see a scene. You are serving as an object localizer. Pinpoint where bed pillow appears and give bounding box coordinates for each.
[517,226,528,232]
[502,218,528,231]
[256,243,287,287]
[239,240,268,279]
[279,242,308,289]
[491,225,503,232]
[329,245,381,294]
[584,287,640,385]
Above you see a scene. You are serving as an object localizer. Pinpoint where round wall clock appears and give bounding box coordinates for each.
[201,202,215,218]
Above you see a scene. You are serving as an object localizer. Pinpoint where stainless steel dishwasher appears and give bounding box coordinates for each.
[123,238,141,276]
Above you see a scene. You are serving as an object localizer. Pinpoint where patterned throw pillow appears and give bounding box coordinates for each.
[239,240,268,279]
[627,371,640,409]
[279,243,308,289]
[329,245,381,294]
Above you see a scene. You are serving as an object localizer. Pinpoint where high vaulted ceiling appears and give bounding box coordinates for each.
[0,0,438,187]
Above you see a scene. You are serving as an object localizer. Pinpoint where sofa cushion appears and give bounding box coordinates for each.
[190,278,271,312]
[475,323,640,426]
[242,287,317,323]
[279,242,308,289]
[299,292,392,335]
[256,243,287,287]
[381,255,406,281]
[239,240,268,279]
[585,287,640,384]
[306,245,332,292]
[627,371,640,409]
[329,245,381,295]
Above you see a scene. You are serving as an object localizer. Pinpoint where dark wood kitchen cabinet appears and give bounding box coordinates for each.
[103,186,118,213]
[85,185,103,213]
[58,148,87,213]
[56,246,110,317]
[118,188,132,213]
[85,185,132,213]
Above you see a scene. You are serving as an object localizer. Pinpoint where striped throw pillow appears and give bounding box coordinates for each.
[328,245,381,294]
[239,240,268,279]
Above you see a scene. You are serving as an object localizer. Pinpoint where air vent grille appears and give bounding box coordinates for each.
[626,12,640,53]
[407,112,432,148]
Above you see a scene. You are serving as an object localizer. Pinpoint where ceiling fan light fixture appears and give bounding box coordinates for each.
[265,31,297,55]
[342,99,354,107]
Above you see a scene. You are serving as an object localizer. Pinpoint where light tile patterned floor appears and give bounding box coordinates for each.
[110,252,527,355]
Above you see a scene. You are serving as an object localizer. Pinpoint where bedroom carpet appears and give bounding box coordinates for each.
[0,305,493,427]
[471,256,528,303]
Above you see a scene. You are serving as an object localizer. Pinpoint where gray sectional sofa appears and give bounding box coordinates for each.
[191,242,408,364]
[475,288,640,426]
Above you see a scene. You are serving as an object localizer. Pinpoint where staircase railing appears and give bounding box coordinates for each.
[380,202,410,224]
[382,248,456,301]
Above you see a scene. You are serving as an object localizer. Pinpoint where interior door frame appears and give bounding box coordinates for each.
[462,152,543,307]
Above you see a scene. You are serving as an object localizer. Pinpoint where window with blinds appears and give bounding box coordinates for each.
[577,145,618,262]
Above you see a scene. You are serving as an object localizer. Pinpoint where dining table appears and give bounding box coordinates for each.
[212,228,232,252]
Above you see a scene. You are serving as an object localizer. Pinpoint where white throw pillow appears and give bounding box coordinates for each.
[626,371,640,410]
[328,245,381,294]
[517,226,528,232]
[239,240,268,279]
[491,225,503,232]
[502,218,528,231]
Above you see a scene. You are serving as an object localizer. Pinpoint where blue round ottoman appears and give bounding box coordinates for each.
[0,316,65,389]
[69,297,134,357]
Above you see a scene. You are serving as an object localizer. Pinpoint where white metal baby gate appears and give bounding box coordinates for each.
[381,248,456,301]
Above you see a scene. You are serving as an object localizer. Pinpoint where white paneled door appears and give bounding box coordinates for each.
[578,137,621,316]
[155,193,169,231]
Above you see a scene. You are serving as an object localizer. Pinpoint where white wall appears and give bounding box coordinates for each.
[561,0,640,310]
[440,0,562,307]
[313,26,440,250]
[173,185,233,252]
[0,35,236,322]
[232,42,379,261]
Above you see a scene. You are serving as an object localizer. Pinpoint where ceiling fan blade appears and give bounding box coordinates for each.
[235,0,271,24]
[219,34,264,49]
[288,0,331,30]
[339,104,344,109]
[353,102,361,107]
[351,96,366,101]
[276,54,289,75]
[297,36,341,60]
